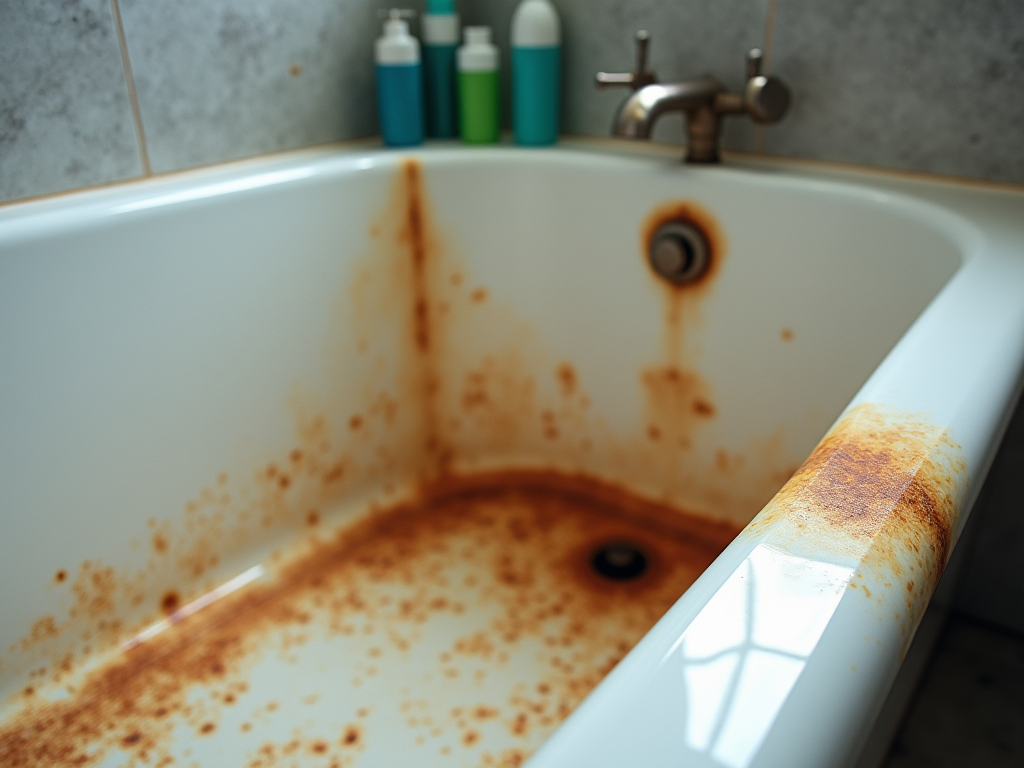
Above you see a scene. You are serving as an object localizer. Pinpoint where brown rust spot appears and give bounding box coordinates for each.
[555,364,577,397]
[341,724,362,747]
[640,366,716,450]
[159,591,181,616]
[121,730,142,746]
[18,616,60,652]
[54,570,67,584]
[781,327,794,342]
[470,287,488,304]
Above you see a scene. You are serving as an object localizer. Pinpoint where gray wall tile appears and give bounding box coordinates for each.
[0,0,142,203]
[464,0,769,151]
[118,0,385,175]
[765,0,1024,184]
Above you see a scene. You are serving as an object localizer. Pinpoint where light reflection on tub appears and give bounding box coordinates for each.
[672,546,854,767]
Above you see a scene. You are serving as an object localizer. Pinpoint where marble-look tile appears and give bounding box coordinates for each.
[956,397,1024,636]
[765,0,1024,184]
[118,0,385,174]
[0,0,142,203]
[884,618,1024,767]
[463,0,770,152]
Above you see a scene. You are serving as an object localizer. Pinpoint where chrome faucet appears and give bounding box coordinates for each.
[596,31,791,163]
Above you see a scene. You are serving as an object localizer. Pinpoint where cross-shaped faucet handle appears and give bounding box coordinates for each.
[595,30,657,91]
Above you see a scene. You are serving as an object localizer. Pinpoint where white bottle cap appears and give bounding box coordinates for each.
[376,10,421,65]
[423,13,459,45]
[457,26,499,72]
[511,0,560,47]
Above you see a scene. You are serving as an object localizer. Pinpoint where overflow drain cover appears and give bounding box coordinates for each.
[591,542,649,580]
[648,220,710,284]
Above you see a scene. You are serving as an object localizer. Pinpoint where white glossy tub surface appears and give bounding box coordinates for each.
[1,142,1023,768]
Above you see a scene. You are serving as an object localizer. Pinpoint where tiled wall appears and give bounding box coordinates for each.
[1,0,1022,632]
[3,0,1023,204]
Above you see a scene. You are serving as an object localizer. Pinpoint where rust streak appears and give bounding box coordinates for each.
[639,200,725,449]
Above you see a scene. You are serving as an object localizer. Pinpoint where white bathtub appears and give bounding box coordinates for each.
[1,141,1022,767]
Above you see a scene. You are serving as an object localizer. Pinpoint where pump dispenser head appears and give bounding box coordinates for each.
[376,9,420,64]
[379,8,417,38]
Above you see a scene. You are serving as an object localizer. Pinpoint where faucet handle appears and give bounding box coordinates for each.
[596,30,657,90]
[746,48,763,79]
[743,47,790,123]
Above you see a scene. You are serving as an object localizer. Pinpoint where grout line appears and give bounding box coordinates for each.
[754,0,780,154]
[110,0,152,176]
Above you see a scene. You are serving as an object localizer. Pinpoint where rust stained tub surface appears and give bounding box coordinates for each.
[0,472,739,768]
[4,144,1023,768]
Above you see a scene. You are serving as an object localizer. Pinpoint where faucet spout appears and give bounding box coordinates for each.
[612,78,724,140]
[612,77,727,162]
[598,34,791,165]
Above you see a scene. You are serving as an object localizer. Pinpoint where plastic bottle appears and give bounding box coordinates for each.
[423,0,459,138]
[457,27,500,144]
[375,9,424,147]
[511,0,560,145]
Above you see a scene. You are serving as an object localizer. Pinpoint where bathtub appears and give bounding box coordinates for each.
[1,141,1022,768]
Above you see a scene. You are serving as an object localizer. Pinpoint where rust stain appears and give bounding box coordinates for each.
[555,364,577,398]
[639,201,725,458]
[160,590,181,616]
[399,160,452,474]
[2,161,807,764]
[0,471,737,767]
[747,404,965,630]
[641,200,726,356]
[781,327,794,342]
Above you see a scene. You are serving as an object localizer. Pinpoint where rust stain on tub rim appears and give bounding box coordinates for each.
[746,403,966,629]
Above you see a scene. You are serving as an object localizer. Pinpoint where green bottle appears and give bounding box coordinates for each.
[457,27,500,144]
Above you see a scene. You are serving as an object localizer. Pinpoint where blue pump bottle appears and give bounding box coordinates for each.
[375,10,424,147]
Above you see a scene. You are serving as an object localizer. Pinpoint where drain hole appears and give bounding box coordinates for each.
[648,221,709,284]
[591,542,649,580]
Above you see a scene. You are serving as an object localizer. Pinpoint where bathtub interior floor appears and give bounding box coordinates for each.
[0,472,739,768]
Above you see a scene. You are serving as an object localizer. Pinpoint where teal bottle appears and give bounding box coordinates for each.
[423,0,459,138]
[511,0,561,146]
